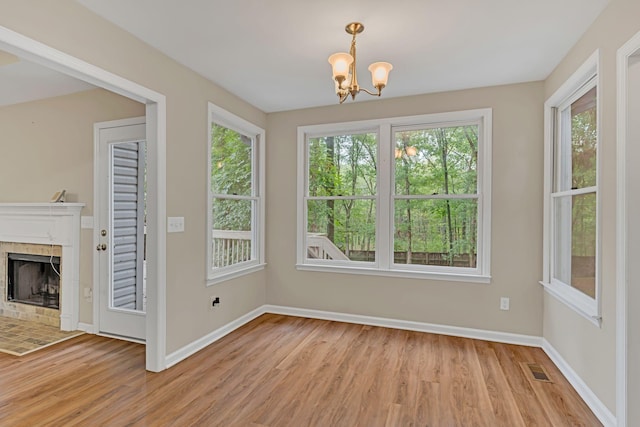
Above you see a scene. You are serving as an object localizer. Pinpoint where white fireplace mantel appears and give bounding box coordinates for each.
[0,203,84,330]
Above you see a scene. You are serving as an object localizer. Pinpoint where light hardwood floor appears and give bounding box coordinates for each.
[0,313,601,426]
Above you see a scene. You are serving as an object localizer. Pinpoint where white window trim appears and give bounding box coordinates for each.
[297,109,492,283]
[207,102,265,285]
[541,50,602,326]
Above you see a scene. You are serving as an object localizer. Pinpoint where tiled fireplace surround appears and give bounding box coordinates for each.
[0,242,62,326]
[0,204,83,331]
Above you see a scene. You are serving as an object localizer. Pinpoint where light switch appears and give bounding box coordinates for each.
[167,217,185,233]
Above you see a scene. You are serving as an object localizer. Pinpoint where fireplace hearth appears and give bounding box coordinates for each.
[7,253,61,309]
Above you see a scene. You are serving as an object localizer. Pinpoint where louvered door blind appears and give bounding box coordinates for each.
[111,141,145,310]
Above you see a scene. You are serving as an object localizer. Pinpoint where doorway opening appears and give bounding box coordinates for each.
[0,25,167,372]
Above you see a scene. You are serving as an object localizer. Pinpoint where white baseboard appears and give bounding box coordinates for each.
[542,339,616,427]
[263,305,542,347]
[164,306,265,369]
[163,304,539,370]
[77,322,95,334]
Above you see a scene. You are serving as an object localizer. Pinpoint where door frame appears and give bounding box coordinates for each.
[616,29,640,427]
[0,25,167,372]
[93,117,147,342]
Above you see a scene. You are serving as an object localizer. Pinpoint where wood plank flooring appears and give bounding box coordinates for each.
[0,314,602,426]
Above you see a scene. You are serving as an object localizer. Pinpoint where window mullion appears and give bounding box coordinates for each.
[378,123,391,270]
[478,113,491,276]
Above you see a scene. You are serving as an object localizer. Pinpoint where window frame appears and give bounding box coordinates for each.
[297,109,492,283]
[303,127,380,269]
[207,102,265,285]
[542,50,601,325]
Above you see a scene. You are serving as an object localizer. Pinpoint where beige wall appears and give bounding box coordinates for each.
[266,82,545,336]
[0,0,268,353]
[625,55,640,424]
[542,0,640,415]
[0,88,144,323]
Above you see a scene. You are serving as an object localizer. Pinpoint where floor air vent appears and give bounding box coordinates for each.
[527,363,552,382]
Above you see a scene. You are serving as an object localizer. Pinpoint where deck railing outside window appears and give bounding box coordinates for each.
[212,230,252,268]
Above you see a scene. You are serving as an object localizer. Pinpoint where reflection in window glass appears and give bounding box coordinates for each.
[394,126,477,196]
[571,87,597,190]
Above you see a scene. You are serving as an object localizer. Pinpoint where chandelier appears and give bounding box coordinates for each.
[328,22,393,104]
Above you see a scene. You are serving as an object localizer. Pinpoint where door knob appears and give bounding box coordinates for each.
[96,243,107,251]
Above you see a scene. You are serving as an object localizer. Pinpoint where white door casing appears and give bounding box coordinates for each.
[617,29,640,427]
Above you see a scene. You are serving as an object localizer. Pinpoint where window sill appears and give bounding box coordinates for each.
[207,263,266,286]
[296,263,491,284]
[539,281,601,327]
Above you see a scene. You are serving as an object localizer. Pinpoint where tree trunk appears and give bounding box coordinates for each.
[366,199,374,252]
[326,136,335,242]
[464,127,478,267]
[346,138,359,253]
[402,134,412,264]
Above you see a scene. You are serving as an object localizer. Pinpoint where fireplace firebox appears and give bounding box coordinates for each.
[7,253,61,309]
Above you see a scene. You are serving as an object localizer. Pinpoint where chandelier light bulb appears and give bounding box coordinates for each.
[328,53,353,81]
[369,62,393,89]
[334,59,349,75]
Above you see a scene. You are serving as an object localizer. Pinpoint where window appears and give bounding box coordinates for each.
[306,132,378,264]
[542,51,600,323]
[207,103,265,284]
[393,124,480,271]
[297,109,492,282]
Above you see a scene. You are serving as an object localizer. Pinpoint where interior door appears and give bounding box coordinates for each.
[95,118,146,341]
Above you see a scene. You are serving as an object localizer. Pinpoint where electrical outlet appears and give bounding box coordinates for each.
[209,296,220,310]
[500,297,510,311]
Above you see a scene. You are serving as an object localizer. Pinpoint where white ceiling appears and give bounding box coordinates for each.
[0,55,96,108]
[77,0,610,113]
